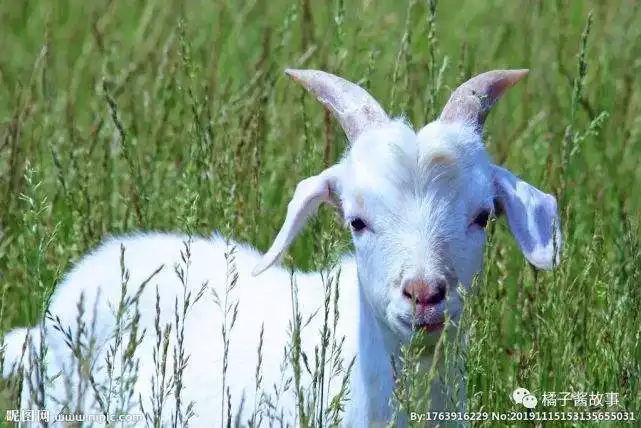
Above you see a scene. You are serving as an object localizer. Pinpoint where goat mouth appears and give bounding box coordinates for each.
[415,321,444,333]
[399,317,444,334]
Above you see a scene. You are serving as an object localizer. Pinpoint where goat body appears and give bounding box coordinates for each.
[2,68,561,427]
[3,233,362,426]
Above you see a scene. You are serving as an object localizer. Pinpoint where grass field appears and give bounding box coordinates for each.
[1,0,640,426]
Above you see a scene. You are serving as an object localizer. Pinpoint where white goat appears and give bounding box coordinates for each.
[1,68,561,427]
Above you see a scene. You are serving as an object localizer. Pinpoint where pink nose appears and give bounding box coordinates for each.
[402,278,446,306]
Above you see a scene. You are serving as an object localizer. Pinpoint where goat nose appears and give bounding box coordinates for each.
[402,278,446,306]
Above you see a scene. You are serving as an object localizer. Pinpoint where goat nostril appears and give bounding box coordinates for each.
[425,283,446,305]
[402,280,447,306]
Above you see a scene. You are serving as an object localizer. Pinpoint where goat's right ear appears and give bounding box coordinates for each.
[252,165,342,276]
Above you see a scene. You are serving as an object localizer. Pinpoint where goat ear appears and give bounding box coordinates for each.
[492,165,561,270]
[252,166,341,276]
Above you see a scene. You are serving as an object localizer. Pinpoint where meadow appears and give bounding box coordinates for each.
[0,0,640,426]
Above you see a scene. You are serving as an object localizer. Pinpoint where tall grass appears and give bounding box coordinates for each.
[1,0,640,426]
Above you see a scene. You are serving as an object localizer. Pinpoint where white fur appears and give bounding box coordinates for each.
[2,73,561,427]
[2,233,360,426]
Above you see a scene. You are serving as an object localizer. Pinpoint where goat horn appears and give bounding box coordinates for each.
[439,69,529,132]
[285,69,390,143]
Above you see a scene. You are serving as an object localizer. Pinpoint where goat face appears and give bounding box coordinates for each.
[339,120,495,340]
[253,69,561,342]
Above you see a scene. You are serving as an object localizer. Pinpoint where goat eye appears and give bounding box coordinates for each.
[350,218,368,232]
[472,210,490,229]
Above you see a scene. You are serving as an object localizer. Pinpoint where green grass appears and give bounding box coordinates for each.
[1,0,640,426]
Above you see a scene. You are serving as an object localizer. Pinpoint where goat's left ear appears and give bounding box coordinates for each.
[492,165,562,270]
[252,165,342,276]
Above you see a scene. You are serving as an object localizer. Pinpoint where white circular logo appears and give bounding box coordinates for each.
[512,387,530,404]
[522,394,538,409]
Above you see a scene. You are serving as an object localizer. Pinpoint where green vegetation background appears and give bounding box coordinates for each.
[0,0,639,425]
